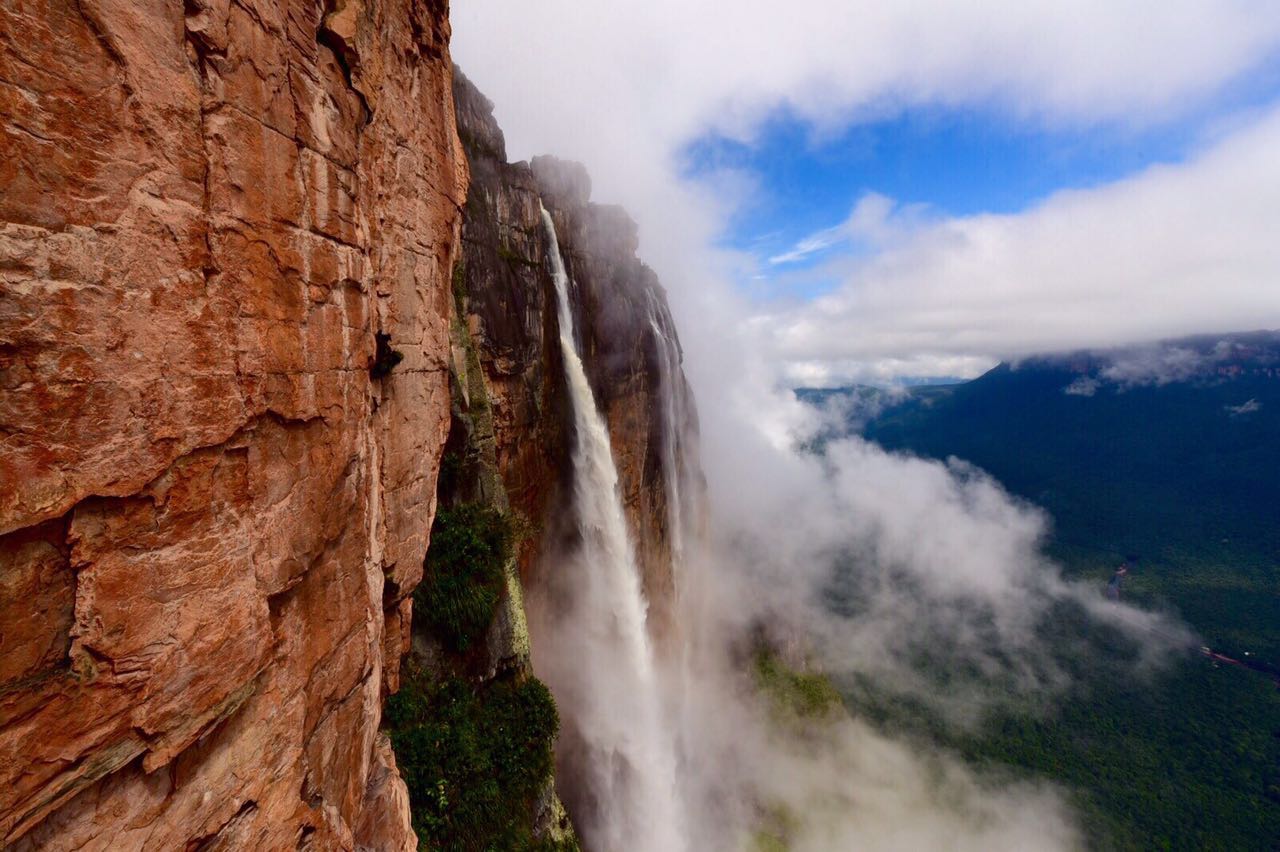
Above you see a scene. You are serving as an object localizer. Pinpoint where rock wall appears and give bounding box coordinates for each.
[0,0,466,848]
[452,69,697,641]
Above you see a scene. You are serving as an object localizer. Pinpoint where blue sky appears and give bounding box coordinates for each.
[682,56,1280,296]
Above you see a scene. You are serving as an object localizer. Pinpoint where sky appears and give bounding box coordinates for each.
[453,0,1280,387]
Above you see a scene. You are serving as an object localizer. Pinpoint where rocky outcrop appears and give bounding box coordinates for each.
[0,0,465,847]
[452,69,697,640]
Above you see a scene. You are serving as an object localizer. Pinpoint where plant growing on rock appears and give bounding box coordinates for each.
[415,503,514,652]
[385,665,565,851]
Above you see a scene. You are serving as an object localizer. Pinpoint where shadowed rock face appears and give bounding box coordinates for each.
[452,68,698,644]
[0,0,466,848]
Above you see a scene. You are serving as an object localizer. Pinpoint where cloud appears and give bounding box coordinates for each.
[1095,337,1274,387]
[769,193,900,265]
[1101,345,1216,386]
[759,107,1280,384]
[651,414,1191,850]
[453,3,1280,378]
[768,227,846,266]
[1054,335,1279,396]
[456,3,1280,386]
[1227,397,1262,415]
[455,1,1280,170]
[1064,376,1101,396]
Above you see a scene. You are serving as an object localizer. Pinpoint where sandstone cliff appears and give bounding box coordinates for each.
[373,72,701,848]
[0,3,700,844]
[452,70,698,641]
[0,0,465,847]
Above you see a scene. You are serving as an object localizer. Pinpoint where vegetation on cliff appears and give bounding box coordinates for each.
[386,665,573,851]
[388,206,578,849]
[415,504,514,652]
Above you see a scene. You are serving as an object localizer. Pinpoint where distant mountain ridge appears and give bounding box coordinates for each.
[802,330,1280,600]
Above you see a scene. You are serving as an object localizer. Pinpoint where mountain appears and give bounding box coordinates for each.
[801,332,1280,849]
[0,4,693,849]
[0,1,465,846]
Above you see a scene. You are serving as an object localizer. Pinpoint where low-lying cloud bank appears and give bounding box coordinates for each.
[651,390,1192,850]
[531,358,1193,849]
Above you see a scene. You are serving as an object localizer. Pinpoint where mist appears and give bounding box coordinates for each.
[448,4,1230,848]
[644,372,1191,849]
[522,244,1193,849]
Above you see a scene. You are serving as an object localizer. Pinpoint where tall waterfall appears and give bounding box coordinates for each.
[538,205,687,852]
[646,290,696,581]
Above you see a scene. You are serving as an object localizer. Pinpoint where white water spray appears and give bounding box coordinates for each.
[538,205,688,852]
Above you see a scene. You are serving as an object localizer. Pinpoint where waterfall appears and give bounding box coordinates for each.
[538,204,687,852]
[646,290,694,581]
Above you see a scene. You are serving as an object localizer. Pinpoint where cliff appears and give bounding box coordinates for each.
[452,70,698,640]
[0,0,465,848]
[371,71,701,848]
[0,3,699,845]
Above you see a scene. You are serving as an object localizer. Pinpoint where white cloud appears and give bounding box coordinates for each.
[769,193,900,265]
[1100,346,1212,386]
[1064,376,1101,396]
[761,108,1280,384]
[455,1,1280,168]
[455,2,1280,387]
[767,227,845,266]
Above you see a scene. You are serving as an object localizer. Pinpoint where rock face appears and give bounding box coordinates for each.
[453,69,698,642]
[0,0,465,847]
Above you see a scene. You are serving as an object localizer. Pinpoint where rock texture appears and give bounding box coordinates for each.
[452,69,698,643]
[0,0,466,847]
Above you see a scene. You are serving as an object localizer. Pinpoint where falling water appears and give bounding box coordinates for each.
[539,204,687,852]
[646,290,695,579]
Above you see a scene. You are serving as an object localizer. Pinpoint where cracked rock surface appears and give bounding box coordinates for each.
[0,0,465,847]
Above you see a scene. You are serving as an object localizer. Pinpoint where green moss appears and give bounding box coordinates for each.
[415,504,513,652]
[386,666,562,851]
[753,648,843,721]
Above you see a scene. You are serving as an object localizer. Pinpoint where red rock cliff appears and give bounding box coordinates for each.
[0,0,466,847]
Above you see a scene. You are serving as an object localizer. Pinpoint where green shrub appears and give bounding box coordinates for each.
[416,504,513,652]
[386,667,561,851]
